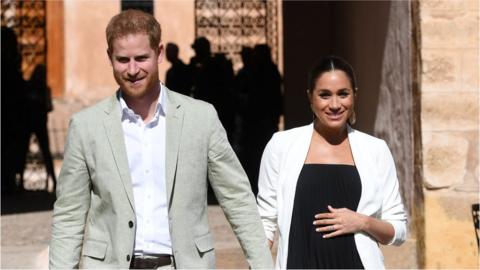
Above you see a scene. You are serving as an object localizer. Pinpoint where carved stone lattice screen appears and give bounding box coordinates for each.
[195,0,278,71]
[1,0,46,79]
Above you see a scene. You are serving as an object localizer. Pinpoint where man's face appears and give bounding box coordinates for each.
[109,33,163,99]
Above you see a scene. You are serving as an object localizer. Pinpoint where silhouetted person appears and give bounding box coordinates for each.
[1,26,26,194]
[234,46,255,117]
[189,37,235,142]
[165,43,192,96]
[242,44,283,196]
[188,37,236,204]
[233,47,255,157]
[189,37,213,102]
[18,64,56,192]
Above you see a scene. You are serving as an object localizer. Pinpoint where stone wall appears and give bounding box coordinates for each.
[64,0,119,105]
[419,0,479,267]
[371,0,414,224]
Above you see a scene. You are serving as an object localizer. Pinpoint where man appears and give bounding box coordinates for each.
[49,10,273,269]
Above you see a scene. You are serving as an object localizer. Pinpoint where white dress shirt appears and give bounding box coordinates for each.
[119,83,172,255]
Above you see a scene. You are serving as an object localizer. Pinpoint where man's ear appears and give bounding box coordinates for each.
[157,43,164,64]
[107,49,113,66]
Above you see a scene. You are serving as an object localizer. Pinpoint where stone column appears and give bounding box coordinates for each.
[419,0,479,267]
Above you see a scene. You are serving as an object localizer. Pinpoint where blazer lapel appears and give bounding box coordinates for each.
[103,92,135,211]
[165,89,184,205]
[347,126,371,213]
[282,124,312,217]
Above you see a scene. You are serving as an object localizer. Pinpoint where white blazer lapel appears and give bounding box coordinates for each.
[278,124,313,268]
[348,126,380,215]
[281,124,313,201]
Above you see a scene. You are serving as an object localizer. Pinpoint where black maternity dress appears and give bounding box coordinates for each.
[286,164,364,269]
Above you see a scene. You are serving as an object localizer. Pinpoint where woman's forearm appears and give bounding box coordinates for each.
[362,215,395,245]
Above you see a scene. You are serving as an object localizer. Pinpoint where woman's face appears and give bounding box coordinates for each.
[308,70,355,132]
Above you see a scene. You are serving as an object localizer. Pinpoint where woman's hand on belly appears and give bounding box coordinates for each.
[313,205,367,238]
[313,205,395,244]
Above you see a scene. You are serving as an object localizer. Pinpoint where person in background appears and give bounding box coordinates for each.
[18,64,56,192]
[50,9,273,269]
[243,44,282,196]
[1,26,26,194]
[165,42,191,96]
[232,46,255,156]
[257,55,407,269]
[189,37,235,143]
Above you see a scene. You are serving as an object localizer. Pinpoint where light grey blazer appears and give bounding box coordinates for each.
[49,88,273,269]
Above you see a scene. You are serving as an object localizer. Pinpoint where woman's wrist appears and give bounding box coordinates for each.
[360,214,371,233]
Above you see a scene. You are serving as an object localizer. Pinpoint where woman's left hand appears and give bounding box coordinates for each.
[313,205,367,238]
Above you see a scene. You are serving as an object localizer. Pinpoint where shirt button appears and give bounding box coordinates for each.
[128,221,134,228]
[145,169,149,174]
[126,254,131,261]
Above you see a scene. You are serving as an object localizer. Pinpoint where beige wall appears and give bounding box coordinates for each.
[64,0,119,104]
[420,0,479,267]
[155,0,195,83]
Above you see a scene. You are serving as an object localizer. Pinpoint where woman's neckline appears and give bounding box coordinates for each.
[304,163,355,167]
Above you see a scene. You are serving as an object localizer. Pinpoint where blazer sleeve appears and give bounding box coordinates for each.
[257,133,280,241]
[50,118,92,269]
[378,141,407,246]
[205,105,273,269]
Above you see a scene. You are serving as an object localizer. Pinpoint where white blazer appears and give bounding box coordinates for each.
[257,124,407,269]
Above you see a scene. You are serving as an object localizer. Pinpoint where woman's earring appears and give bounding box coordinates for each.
[349,89,358,125]
[348,110,356,125]
[311,104,317,121]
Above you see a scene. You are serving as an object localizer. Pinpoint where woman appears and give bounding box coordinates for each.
[257,56,407,269]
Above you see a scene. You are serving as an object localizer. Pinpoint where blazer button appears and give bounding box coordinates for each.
[126,254,131,261]
[128,221,134,228]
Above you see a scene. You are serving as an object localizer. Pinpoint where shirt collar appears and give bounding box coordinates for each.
[119,82,167,122]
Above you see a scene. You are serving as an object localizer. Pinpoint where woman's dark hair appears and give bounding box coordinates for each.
[308,55,357,92]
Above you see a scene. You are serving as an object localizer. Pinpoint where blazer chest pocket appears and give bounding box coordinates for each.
[194,233,214,253]
[82,239,108,260]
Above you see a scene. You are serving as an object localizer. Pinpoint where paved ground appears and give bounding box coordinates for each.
[1,200,416,269]
[1,162,417,268]
[1,203,263,268]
